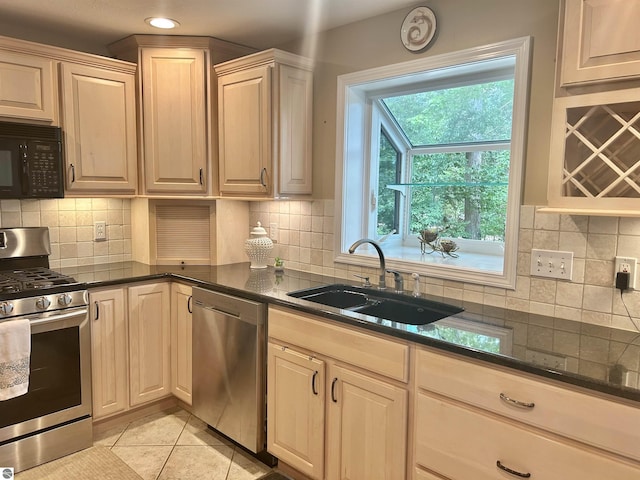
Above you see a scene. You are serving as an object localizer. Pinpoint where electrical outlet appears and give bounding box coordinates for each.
[94,221,107,241]
[525,349,567,370]
[530,249,573,280]
[269,223,278,243]
[615,256,637,290]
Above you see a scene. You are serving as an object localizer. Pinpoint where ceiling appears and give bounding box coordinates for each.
[0,0,418,55]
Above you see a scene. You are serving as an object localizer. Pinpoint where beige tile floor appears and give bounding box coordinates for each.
[93,407,273,480]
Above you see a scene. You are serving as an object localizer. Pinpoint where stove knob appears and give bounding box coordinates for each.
[35,297,51,310]
[0,302,14,316]
[58,293,73,307]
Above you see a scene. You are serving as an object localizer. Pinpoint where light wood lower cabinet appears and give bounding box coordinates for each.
[90,281,173,420]
[128,282,171,406]
[415,393,640,480]
[326,363,407,480]
[267,343,325,479]
[413,346,640,479]
[267,306,408,480]
[170,283,192,404]
[90,287,128,419]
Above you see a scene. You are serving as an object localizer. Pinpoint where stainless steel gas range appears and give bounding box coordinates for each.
[0,227,91,473]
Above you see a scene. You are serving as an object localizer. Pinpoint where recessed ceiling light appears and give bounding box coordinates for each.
[145,17,180,29]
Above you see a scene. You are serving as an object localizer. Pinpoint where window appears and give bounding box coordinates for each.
[335,38,531,289]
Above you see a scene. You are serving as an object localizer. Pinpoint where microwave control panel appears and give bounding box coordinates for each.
[25,141,63,196]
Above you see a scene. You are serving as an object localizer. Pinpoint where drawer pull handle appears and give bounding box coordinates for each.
[500,392,535,409]
[312,371,319,395]
[331,377,338,403]
[496,460,531,478]
[94,301,99,320]
[199,168,204,186]
[187,295,193,313]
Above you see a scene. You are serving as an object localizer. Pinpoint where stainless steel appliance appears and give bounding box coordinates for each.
[0,227,91,473]
[0,121,64,199]
[192,286,269,459]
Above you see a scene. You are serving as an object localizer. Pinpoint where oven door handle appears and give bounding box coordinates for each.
[28,307,89,331]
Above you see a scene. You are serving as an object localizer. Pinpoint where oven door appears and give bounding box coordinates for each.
[0,305,91,443]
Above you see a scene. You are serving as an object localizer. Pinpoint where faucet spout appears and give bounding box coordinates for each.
[348,238,386,290]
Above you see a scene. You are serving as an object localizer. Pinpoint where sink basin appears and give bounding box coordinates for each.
[287,284,463,325]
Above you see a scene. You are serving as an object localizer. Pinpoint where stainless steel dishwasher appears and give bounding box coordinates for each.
[192,286,267,456]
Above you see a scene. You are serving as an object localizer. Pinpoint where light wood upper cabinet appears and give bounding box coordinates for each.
[139,48,207,194]
[128,282,171,406]
[170,283,192,405]
[60,63,137,194]
[108,35,256,196]
[216,49,313,198]
[560,0,640,86]
[544,86,640,215]
[90,287,128,420]
[0,50,56,122]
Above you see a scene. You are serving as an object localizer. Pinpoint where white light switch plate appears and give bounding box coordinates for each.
[530,249,573,280]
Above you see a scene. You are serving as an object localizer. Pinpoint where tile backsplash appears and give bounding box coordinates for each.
[3,197,640,333]
[0,198,132,268]
[251,201,640,333]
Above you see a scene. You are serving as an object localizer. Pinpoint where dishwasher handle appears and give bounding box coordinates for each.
[194,301,263,326]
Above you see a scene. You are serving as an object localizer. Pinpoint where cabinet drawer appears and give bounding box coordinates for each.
[416,348,640,461]
[268,306,409,382]
[415,393,640,480]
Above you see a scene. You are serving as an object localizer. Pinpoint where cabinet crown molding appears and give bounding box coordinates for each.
[107,34,256,64]
[214,48,314,75]
[0,34,136,74]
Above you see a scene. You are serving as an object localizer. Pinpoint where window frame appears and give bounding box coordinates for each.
[334,37,531,289]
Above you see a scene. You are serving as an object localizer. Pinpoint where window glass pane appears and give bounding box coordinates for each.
[382,79,514,146]
[409,150,509,241]
[377,131,400,236]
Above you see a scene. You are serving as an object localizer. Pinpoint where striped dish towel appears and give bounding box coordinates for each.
[0,318,31,401]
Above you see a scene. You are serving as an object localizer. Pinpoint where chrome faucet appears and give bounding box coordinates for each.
[348,238,386,290]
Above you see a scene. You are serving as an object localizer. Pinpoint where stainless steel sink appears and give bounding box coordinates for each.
[287,284,463,325]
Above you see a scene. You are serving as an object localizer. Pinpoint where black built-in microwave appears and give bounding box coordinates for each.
[0,121,64,199]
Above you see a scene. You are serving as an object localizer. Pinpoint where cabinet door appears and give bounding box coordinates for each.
[326,364,407,480]
[90,288,128,419]
[141,48,207,194]
[277,64,313,195]
[267,342,325,480]
[218,65,271,196]
[561,0,640,85]
[60,63,137,194]
[128,282,171,406]
[0,51,56,121]
[170,283,192,404]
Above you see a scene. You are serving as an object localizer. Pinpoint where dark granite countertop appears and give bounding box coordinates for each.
[60,261,640,404]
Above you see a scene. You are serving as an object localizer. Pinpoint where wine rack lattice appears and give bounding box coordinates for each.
[563,102,640,198]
